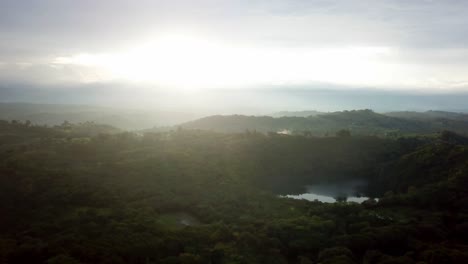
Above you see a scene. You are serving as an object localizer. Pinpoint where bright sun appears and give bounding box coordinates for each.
[113,34,256,87]
[53,34,392,89]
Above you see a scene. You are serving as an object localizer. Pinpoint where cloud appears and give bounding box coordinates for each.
[2,0,468,51]
[3,42,402,88]
[1,0,468,90]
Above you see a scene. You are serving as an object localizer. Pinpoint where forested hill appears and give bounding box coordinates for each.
[386,110,468,121]
[1,121,468,263]
[180,109,468,135]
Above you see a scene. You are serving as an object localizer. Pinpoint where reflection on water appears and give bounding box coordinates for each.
[282,180,375,203]
[284,193,371,203]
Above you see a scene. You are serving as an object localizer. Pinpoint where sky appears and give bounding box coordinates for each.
[1,0,468,111]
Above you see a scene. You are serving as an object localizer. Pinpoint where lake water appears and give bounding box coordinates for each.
[282,180,375,203]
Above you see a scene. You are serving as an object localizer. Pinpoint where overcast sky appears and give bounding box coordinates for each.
[1,0,468,92]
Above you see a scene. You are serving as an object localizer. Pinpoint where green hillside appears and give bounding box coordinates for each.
[1,121,467,263]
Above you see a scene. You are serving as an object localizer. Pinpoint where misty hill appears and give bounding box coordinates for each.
[0,103,200,130]
[271,110,322,117]
[180,109,468,135]
[0,120,120,145]
[386,110,468,121]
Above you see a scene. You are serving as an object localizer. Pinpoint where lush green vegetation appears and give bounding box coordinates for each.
[0,120,467,263]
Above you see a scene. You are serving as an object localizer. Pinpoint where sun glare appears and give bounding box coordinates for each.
[53,34,392,89]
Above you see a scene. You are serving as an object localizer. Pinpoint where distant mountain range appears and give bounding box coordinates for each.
[0,103,200,130]
[385,110,468,121]
[270,110,322,117]
[2,103,468,136]
[180,109,468,135]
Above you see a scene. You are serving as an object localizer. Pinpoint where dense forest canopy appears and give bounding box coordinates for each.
[1,119,467,263]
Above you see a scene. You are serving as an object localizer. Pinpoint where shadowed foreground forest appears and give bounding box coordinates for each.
[1,120,468,264]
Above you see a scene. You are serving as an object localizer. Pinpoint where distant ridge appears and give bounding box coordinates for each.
[386,110,468,121]
[271,110,322,117]
[180,109,468,135]
[0,102,200,130]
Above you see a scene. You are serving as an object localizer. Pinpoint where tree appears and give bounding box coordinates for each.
[336,129,351,137]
